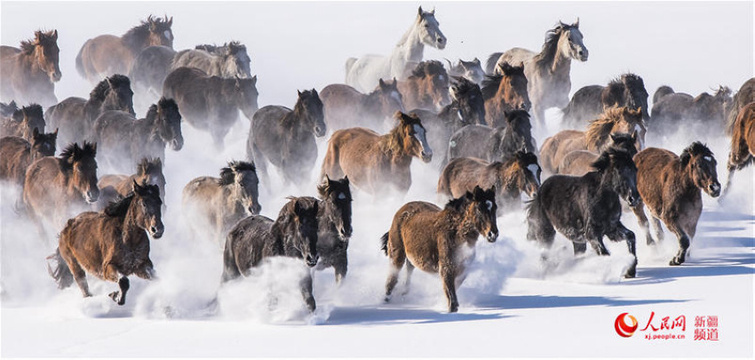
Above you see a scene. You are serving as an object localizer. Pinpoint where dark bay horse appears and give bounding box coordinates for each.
[557,132,639,176]
[45,74,135,146]
[0,128,57,187]
[93,97,183,173]
[481,63,530,127]
[488,20,588,126]
[76,16,173,84]
[320,111,432,196]
[527,148,640,278]
[396,60,450,111]
[248,89,325,187]
[0,103,45,141]
[438,150,540,213]
[320,78,404,132]
[222,196,320,311]
[539,106,645,174]
[314,176,353,284]
[722,102,755,198]
[0,30,61,107]
[651,86,732,131]
[172,41,252,79]
[381,186,498,313]
[445,58,485,85]
[182,161,261,247]
[163,67,258,148]
[632,142,720,265]
[725,77,754,135]
[129,45,177,104]
[97,157,166,210]
[561,73,650,127]
[48,182,163,305]
[447,110,536,164]
[23,142,99,243]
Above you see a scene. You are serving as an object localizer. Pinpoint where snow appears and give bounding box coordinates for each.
[1,1,753,358]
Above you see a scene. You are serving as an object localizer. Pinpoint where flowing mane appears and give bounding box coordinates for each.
[121,15,172,54]
[218,160,256,186]
[584,107,642,150]
[379,112,421,155]
[90,74,130,102]
[57,142,97,173]
[104,193,134,217]
[409,60,445,79]
[532,22,576,65]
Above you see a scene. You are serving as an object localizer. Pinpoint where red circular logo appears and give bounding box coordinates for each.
[615,313,638,337]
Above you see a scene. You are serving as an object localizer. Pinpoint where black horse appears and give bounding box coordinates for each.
[447,110,536,163]
[313,176,353,284]
[526,148,640,278]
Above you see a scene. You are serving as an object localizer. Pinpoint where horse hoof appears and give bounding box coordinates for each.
[669,259,683,266]
[624,271,636,279]
[449,305,458,313]
[108,291,119,302]
[383,296,391,304]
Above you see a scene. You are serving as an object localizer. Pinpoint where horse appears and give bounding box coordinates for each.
[320,78,404,132]
[313,176,353,284]
[631,142,721,266]
[0,128,57,187]
[561,73,650,128]
[45,74,135,146]
[22,142,99,244]
[480,63,530,128]
[171,41,252,79]
[445,58,485,85]
[396,60,450,111]
[92,97,183,173]
[320,111,432,196]
[163,67,258,149]
[488,20,588,126]
[651,86,732,131]
[539,106,645,174]
[381,186,498,313]
[247,89,325,188]
[0,103,45,141]
[438,150,540,213]
[447,110,536,164]
[96,157,166,210]
[557,132,639,176]
[0,30,61,107]
[129,45,177,106]
[721,102,755,198]
[222,196,320,311]
[76,16,173,84]
[182,161,261,247]
[527,148,640,278]
[47,182,163,305]
[411,76,485,167]
[345,6,446,92]
[725,77,754,134]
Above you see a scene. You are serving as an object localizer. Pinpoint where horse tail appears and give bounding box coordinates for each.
[75,44,87,80]
[46,248,73,289]
[221,236,241,283]
[485,52,503,75]
[380,232,389,256]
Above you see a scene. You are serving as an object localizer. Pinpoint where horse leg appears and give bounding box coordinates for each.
[440,263,459,313]
[586,223,610,256]
[333,252,347,285]
[103,263,129,305]
[631,201,656,245]
[300,272,316,312]
[651,216,665,243]
[720,155,751,200]
[400,261,415,296]
[135,259,156,280]
[667,222,691,266]
[607,223,637,278]
[526,200,556,248]
[572,241,587,255]
[211,127,228,150]
[384,249,406,303]
[59,246,91,298]
[250,143,271,189]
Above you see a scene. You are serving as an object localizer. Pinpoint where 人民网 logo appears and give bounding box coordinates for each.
[615,312,638,337]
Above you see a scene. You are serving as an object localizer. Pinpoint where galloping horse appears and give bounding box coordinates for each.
[345,7,446,93]
[0,30,61,107]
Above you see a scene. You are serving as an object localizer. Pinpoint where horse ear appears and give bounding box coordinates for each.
[631,130,638,142]
[343,175,349,184]
[473,57,481,65]
[297,90,302,96]
[418,6,424,17]
[680,150,691,168]
[168,16,173,27]
[430,8,435,15]
[473,185,484,198]
[312,89,318,97]
[251,75,257,85]
[52,30,58,41]
[53,128,59,136]
[379,78,386,88]
[573,17,580,28]
[610,133,619,142]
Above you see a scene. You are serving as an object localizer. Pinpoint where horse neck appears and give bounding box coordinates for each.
[392,24,425,71]
[17,47,46,79]
[494,162,522,198]
[121,200,147,245]
[450,206,481,242]
[378,129,412,165]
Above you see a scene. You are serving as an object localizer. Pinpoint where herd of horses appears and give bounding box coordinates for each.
[1,7,754,315]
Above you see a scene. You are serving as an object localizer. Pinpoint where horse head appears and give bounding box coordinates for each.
[396,111,432,163]
[147,15,174,48]
[61,142,99,204]
[450,76,485,125]
[235,75,259,121]
[468,186,498,242]
[131,180,164,239]
[558,19,588,62]
[101,74,135,116]
[297,89,326,137]
[318,175,353,240]
[34,30,61,82]
[224,161,261,216]
[591,148,640,207]
[376,78,405,115]
[497,62,531,112]
[680,142,721,197]
[155,97,183,151]
[416,6,446,50]
[31,127,57,159]
[136,157,166,200]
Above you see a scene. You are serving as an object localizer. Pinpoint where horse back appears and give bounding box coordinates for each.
[0,136,32,185]
[557,150,598,176]
[325,128,382,185]
[538,173,607,232]
[182,176,222,206]
[634,147,679,215]
[97,174,130,195]
[448,124,492,161]
[224,215,276,278]
[439,157,494,198]
[539,130,584,174]
[391,201,443,273]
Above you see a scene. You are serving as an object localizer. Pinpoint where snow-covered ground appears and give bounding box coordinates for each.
[1,1,753,358]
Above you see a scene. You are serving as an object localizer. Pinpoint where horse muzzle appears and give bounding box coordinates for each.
[486,230,498,243]
[314,125,326,137]
[170,137,184,151]
[248,203,261,215]
[50,71,62,82]
[435,36,447,50]
[707,182,721,198]
[339,225,353,240]
[578,49,589,62]
[626,194,641,208]
[305,254,319,267]
[421,151,433,163]
[85,189,100,203]
[150,223,164,239]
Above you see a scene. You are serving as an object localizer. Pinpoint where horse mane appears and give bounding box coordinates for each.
[218,160,256,186]
[18,30,56,55]
[225,41,245,55]
[584,107,639,150]
[122,15,171,54]
[104,193,134,217]
[317,177,351,200]
[532,22,575,65]
[379,112,421,155]
[409,60,445,79]
[195,44,219,53]
[512,149,539,168]
[90,74,130,102]
[481,75,503,100]
[157,97,178,113]
[58,142,97,171]
[453,76,477,95]
[680,141,714,167]
[444,194,470,213]
[11,103,43,122]
[591,147,634,173]
[136,157,162,176]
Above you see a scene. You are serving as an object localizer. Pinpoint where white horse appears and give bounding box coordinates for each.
[345,7,446,93]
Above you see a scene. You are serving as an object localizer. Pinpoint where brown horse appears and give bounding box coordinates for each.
[561,73,650,127]
[320,78,404,132]
[557,132,639,176]
[632,142,721,265]
[47,182,163,305]
[438,150,540,213]
[0,103,45,141]
[183,161,261,247]
[651,86,732,131]
[96,157,166,210]
[0,128,57,187]
[725,77,754,135]
[320,111,432,196]
[721,102,755,199]
[539,106,645,174]
[397,60,450,112]
[0,30,61,107]
[481,63,531,128]
[23,142,99,243]
[76,16,173,84]
[45,74,135,146]
[381,186,498,313]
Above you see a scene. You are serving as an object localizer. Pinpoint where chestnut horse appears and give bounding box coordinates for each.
[631,142,721,265]
[76,16,173,84]
[0,103,45,141]
[438,150,541,213]
[0,128,57,187]
[381,186,498,313]
[725,78,754,135]
[539,106,645,174]
[47,182,163,305]
[722,102,755,198]
[396,60,450,111]
[0,30,61,107]
[481,63,530,128]
[320,78,404,132]
[320,111,432,196]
